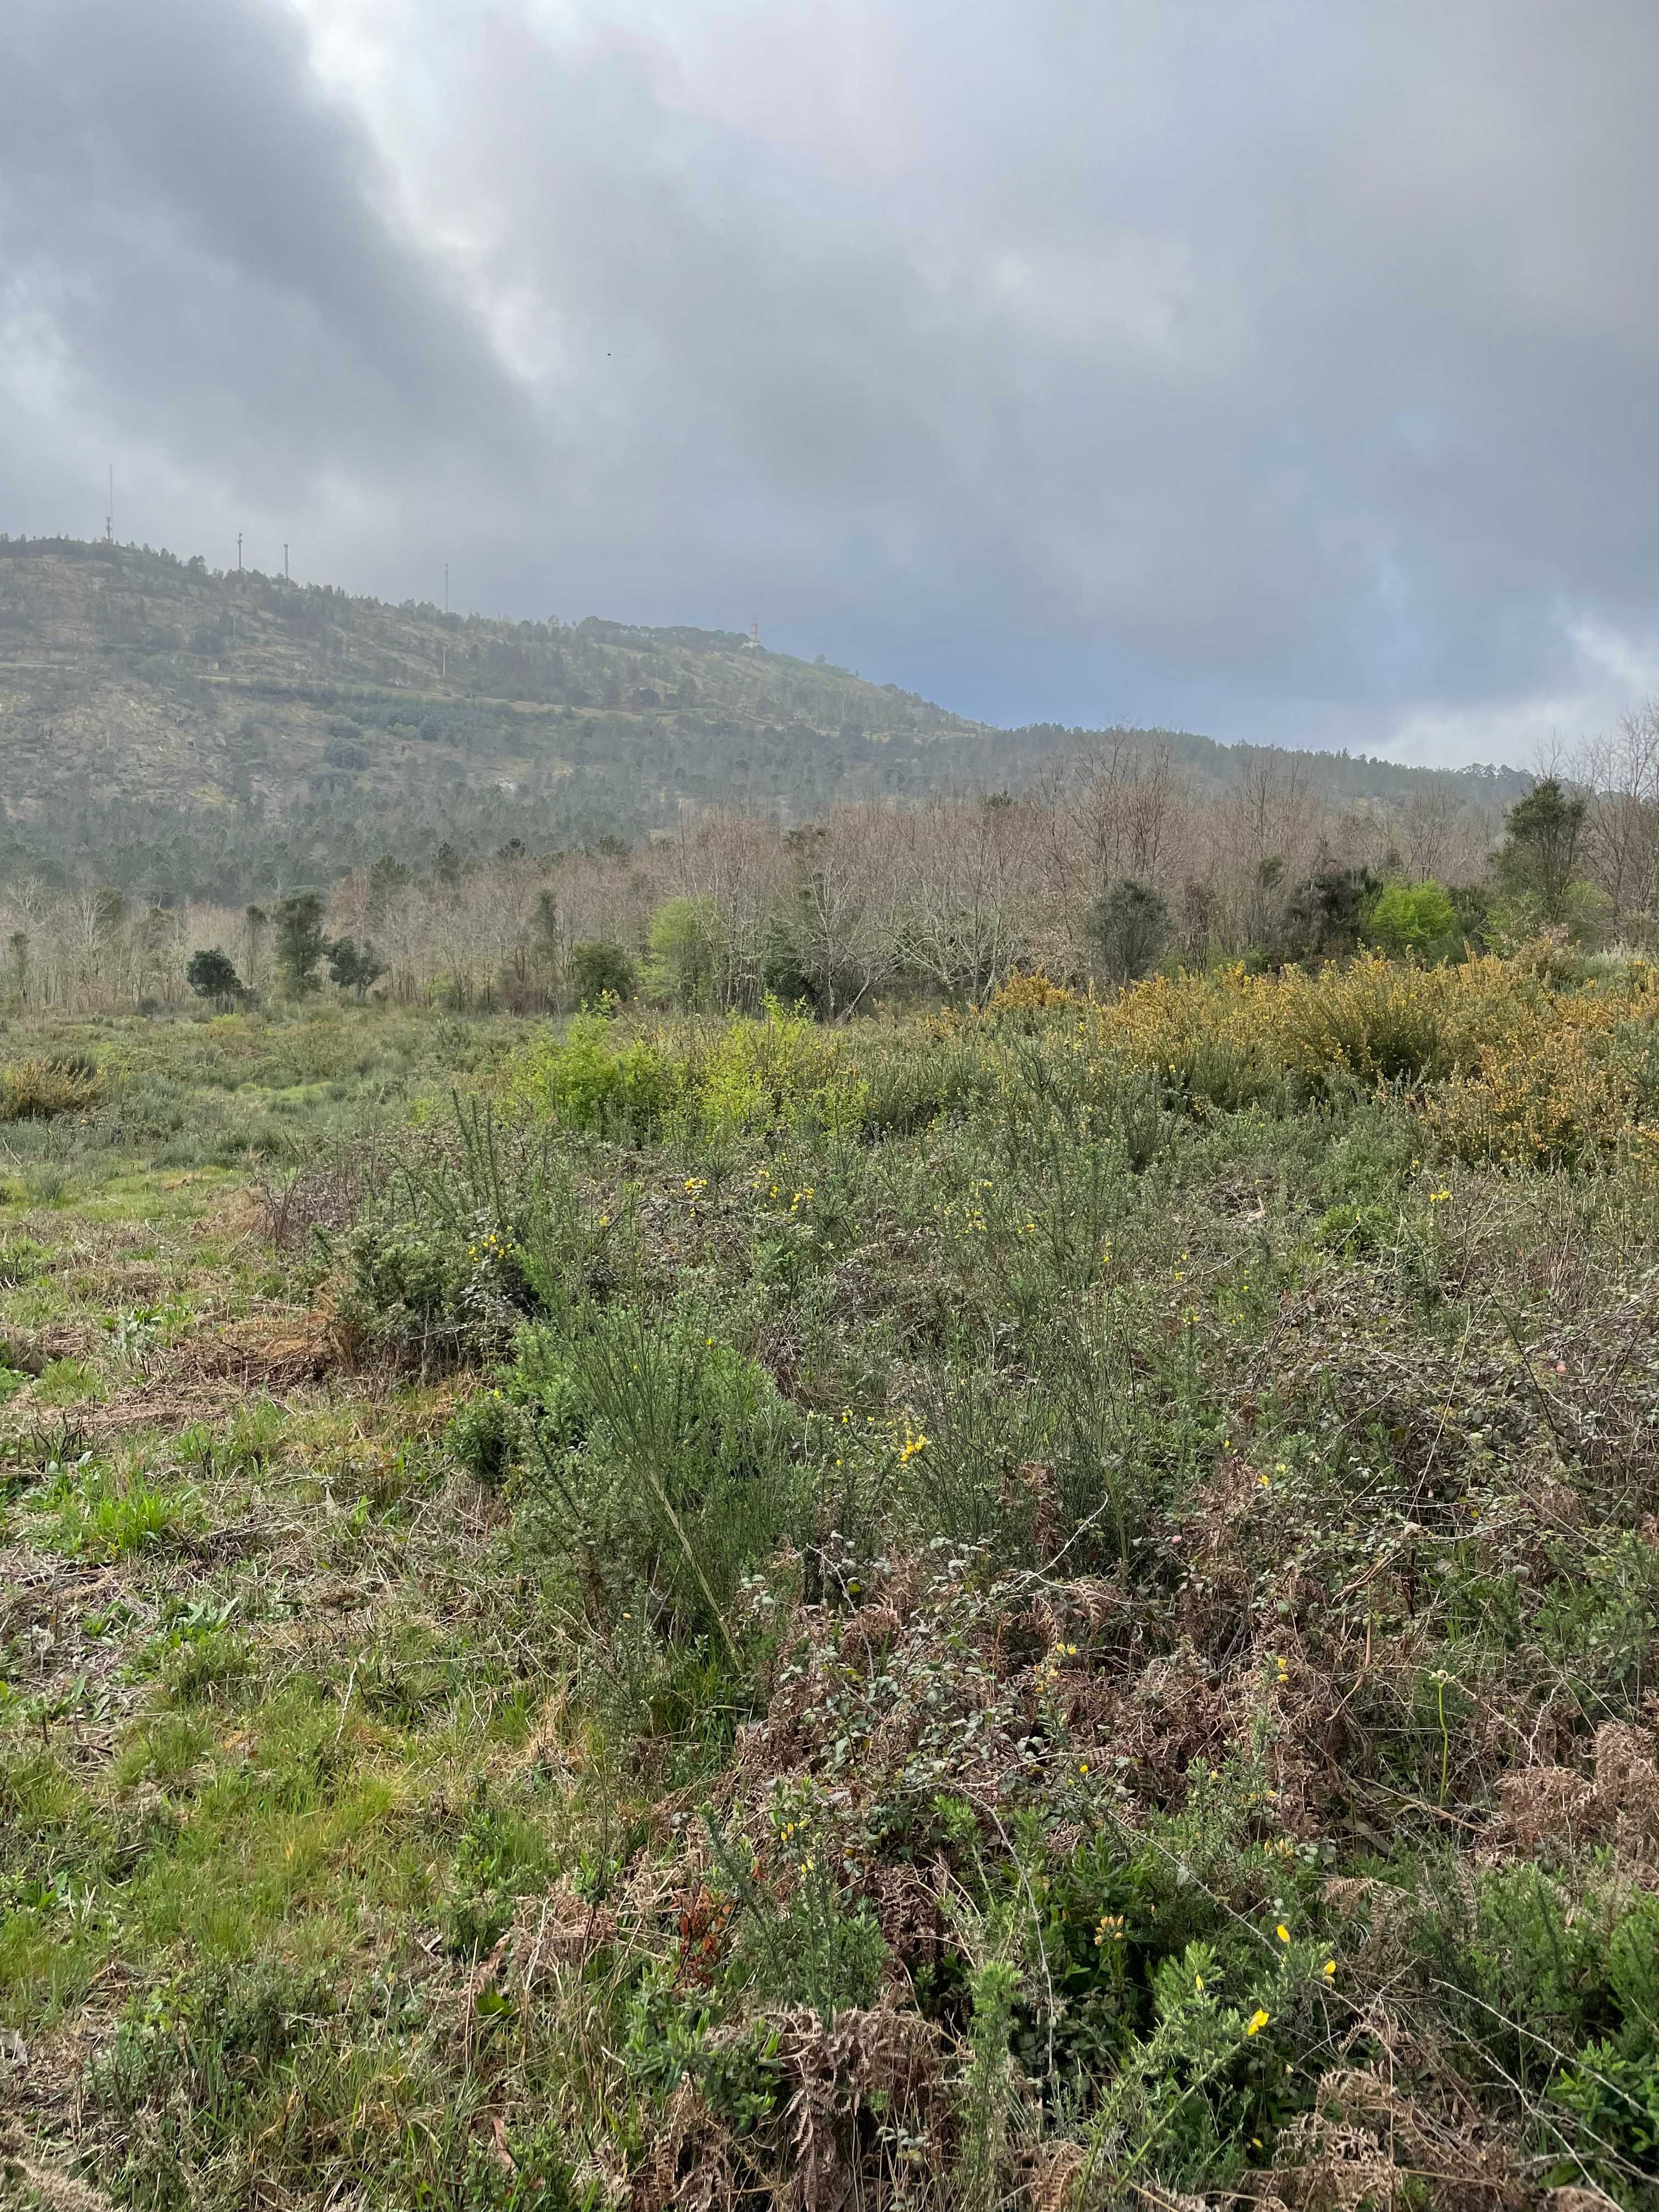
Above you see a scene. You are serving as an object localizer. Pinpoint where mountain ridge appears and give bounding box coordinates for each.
[0,534,1531,901]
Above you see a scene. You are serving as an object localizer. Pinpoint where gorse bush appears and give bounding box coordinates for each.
[0,1052,101,1121]
[505,1000,976,1144]
[517,1300,809,1640]
[971,951,1659,1166]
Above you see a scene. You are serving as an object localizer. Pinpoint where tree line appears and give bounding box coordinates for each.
[3,717,1656,1020]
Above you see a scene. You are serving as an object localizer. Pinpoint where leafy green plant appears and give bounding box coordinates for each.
[1365,877,1457,959]
[1549,2044,1659,2200]
[443,1786,554,1954]
[706,1801,887,2018]
[514,1014,675,1136]
[33,1458,201,1560]
[445,1387,521,1489]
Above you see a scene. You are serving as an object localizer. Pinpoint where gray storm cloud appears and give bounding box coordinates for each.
[3,0,1658,760]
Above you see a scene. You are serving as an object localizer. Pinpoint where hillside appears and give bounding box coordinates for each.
[0,536,1530,901]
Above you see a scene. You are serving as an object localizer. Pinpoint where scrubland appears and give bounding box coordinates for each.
[3,959,1659,2210]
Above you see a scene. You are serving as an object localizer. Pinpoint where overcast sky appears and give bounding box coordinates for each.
[3,0,1657,763]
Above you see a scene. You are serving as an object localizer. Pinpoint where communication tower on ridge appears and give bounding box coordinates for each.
[744,620,759,651]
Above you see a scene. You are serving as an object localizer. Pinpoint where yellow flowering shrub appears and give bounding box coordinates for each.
[984,967,1083,1018]
[982,952,1658,1166]
[1421,1008,1641,1168]
[507,956,1658,1166]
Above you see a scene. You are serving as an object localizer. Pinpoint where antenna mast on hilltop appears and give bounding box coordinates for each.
[237,533,243,571]
[104,465,113,544]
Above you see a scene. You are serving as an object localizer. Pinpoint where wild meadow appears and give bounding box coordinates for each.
[4,958,1659,2210]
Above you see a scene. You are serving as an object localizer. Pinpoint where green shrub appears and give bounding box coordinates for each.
[723,1849,887,2016]
[445,1388,520,1489]
[1315,1200,1397,1256]
[1549,2044,1659,2198]
[524,1302,805,1639]
[1415,1864,1659,2102]
[514,1014,674,1136]
[0,1234,50,1286]
[1365,878,1458,959]
[567,939,637,1008]
[443,1787,554,1954]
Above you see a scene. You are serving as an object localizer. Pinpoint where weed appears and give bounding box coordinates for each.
[32,1358,103,1406]
[31,1458,202,1560]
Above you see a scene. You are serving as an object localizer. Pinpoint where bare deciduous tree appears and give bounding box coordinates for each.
[1576,706,1659,935]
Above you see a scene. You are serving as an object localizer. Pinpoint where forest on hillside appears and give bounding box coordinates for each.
[1,720,1653,1023]
[0,537,1532,902]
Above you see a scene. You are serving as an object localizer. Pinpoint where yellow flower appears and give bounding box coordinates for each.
[1276,1923,1290,1944]
[1077,1760,1090,1775]
[1246,2008,1270,2036]
[1322,1959,1336,1978]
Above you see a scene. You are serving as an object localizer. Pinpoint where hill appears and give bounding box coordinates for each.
[0,535,1531,901]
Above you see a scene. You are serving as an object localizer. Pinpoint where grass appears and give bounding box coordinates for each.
[1,979,1658,2209]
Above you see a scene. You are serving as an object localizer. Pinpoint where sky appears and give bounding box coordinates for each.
[3,0,1658,765]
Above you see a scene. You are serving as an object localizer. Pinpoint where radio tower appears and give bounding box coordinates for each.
[104,465,113,544]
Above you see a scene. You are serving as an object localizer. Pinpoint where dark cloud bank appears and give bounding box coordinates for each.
[3,0,1658,763]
